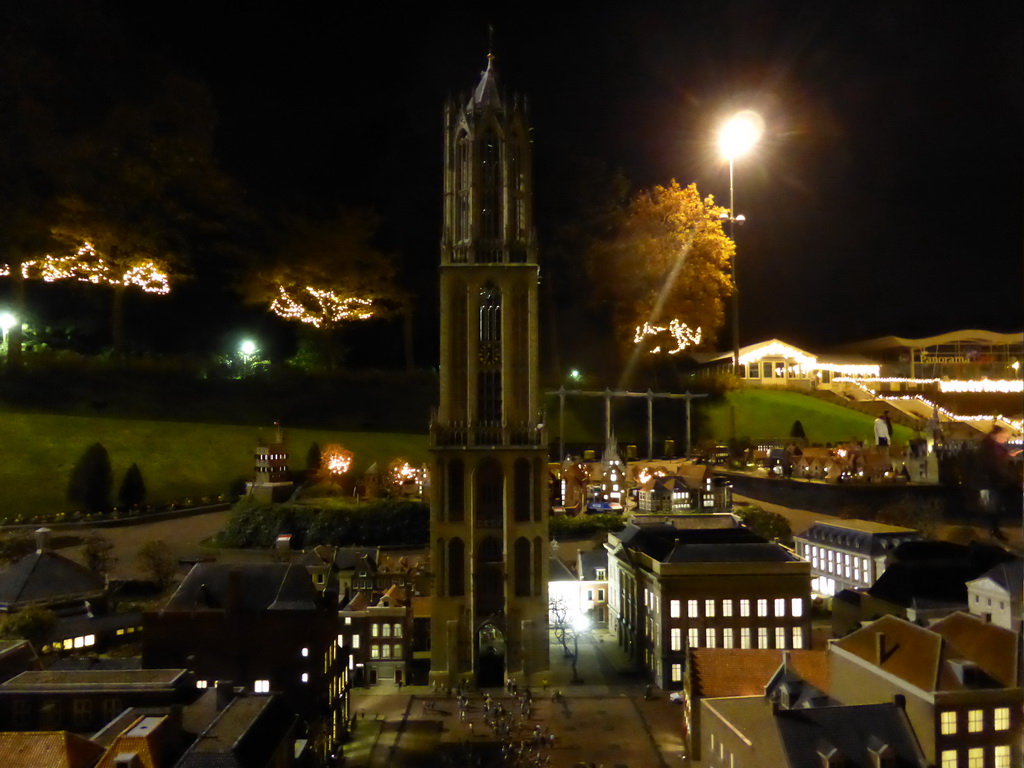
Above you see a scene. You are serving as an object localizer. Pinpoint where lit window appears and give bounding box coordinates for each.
[723,628,734,648]
[740,627,751,649]
[688,628,699,648]
[84,635,95,647]
[337,634,345,648]
[773,626,784,648]
[940,750,957,768]
[382,645,391,659]
[301,672,309,683]
[757,599,768,617]
[687,600,699,618]
[994,707,1010,731]
[705,628,716,648]
[345,617,352,625]
[722,600,733,617]
[352,635,360,649]
[940,711,959,735]
[74,636,85,649]
[63,639,73,650]
[670,599,681,618]
[371,623,379,637]
[371,645,380,659]
[968,709,983,733]
[968,748,983,768]
[394,623,403,638]
[671,628,682,651]
[994,745,1010,768]
[393,644,402,657]
[671,663,682,682]
[254,679,270,693]
[774,598,786,617]
[757,627,768,649]
[705,599,716,618]
[382,624,391,638]
[790,598,803,617]
[740,600,751,617]
[196,680,208,689]
[301,647,309,657]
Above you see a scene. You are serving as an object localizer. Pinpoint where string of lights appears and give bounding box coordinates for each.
[633,319,702,354]
[269,286,373,328]
[0,243,170,294]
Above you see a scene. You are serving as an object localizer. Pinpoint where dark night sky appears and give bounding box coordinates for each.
[107,2,1024,361]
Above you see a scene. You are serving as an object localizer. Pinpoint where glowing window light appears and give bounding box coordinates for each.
[633,319,702,354]
[270,285,373,328]
[738,341,817,371]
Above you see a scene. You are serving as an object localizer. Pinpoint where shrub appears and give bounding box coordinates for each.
[735,504,794,546]
[118,463,147,508]
[67,442,113,514]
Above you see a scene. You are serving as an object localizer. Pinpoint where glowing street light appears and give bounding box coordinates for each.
[0,312,17,358]
[239,339,258,357]
[718,110,763,375]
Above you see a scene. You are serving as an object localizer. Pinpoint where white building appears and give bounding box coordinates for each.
[966,559,1022,630]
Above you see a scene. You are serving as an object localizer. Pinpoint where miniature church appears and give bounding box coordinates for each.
[428,52,550,687]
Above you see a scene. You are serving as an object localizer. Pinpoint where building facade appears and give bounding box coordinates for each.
[429,55,549,688]
[606,518,812,690]
[794,519,921,598]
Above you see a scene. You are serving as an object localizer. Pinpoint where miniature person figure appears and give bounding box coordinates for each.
[975,425,1023,542]
[874,412,891,447]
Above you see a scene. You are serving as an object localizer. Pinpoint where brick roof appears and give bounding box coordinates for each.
[0,731,103,768]
[833,612,1019,692]
[690,649,830,699]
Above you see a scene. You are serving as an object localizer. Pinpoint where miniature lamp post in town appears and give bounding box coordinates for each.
[0,312,17,359]
[718,110,763,374]
[238,338,258,377]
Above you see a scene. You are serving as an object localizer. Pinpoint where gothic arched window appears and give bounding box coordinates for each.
[448,537,465,596]
[456,130,471,248]
[513,458,531,522]
[514,537,531,596]
[477,284,502,423]
[480,129,501,257]
[447,459,464,522]
[475,459,504,529]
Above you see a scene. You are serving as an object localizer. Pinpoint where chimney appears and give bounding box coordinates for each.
[114,755,141,768]
[215,680,235,710]
[34,527,51,553]
[275,534,292,555]
[893,693,906,710]
[227,569,242,613]
[875,632,887,665]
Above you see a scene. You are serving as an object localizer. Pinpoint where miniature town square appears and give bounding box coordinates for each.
[0,9,1021,768]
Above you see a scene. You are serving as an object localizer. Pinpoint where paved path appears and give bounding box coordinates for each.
[345,630,686,767]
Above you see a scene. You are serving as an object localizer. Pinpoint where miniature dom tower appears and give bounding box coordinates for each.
[429,54,549,688]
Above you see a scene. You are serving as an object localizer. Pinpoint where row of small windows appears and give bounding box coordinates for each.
[669,625,804,651]
[369,644,402,659]
[370,623,403,638]
[940,707,1011,735]
[669,598,804,619]
[941,746,1012,768]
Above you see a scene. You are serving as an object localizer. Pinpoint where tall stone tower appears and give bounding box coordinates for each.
[429,54,549,688]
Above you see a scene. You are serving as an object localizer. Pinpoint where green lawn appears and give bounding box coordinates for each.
[0,406,428,522]
[702,389,914,445]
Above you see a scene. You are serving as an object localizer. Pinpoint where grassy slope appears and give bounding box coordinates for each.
[703,389,914,445]
[0,407,428,521]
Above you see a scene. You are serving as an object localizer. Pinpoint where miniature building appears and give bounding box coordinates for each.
[793,519,922,598]
[0,528,107,615]
[606,516,812,690]
[173,694,297,768]
[967,558,1023,630]
[143,563,346,750]
[682,648,829,761]
[247,423,293,503]
[429,53,549,688]
[829,612,1022,767]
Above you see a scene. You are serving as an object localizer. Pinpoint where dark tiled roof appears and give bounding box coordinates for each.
[176,695,295,768]
[1,668,188,693]
[970,558,1023,596]
[548,557,577,582]
[333,547,378,570]
[0,552,105,608]
[869,542,1015,608]
[775,703,926,767]
[614,523,776,563]
[162,563,317,613]
[578,550,608,581]
[664,542,797,564]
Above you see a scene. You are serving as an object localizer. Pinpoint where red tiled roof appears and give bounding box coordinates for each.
[930,612,1019,688]
[691,649,830,699]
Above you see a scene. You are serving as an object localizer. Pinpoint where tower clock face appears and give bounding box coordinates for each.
[479,342,501,366]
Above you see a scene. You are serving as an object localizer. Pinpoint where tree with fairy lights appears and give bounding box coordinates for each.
[246,208,407,370]
[586,181,734,363]
[320,444,354,481]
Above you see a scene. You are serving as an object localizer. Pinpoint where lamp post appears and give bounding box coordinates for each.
[0,312,16,360]
[238,339,258,378]
[718,111,762,374]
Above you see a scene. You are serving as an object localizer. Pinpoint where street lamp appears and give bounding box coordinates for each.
[0,312,17,358]
[718,110,763,374]
[238,339,258,378]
